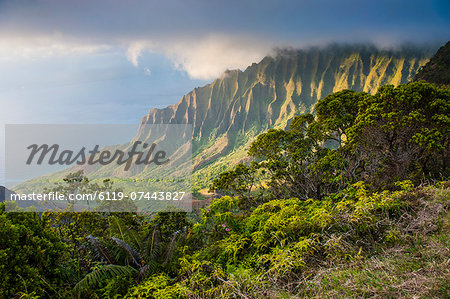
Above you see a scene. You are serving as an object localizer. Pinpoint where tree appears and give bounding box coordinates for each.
[348,82,450,187]
[315,89,368,148]
[210,163,262,209]
[245,113,331,200]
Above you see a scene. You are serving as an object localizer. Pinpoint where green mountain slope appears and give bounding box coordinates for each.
[414,41,450,85]
[138,44,430,190]
[12,44,432,193]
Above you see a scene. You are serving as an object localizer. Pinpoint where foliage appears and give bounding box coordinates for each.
[3,58,449,297]
[246,113,336,201]
[315,89,368,147]
[125,273,189,299]
[210,163,263,208]
[348,82,449,186]
[194,182,408,273]
[70,210,191,297]
[212,82,449,202]
[0,204,67,298]
[73,265,137,297]
[414,41,450,85]
[127,182,448,298]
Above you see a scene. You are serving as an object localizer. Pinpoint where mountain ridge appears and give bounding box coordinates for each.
[12,43,434,193]
[138,44,432,189]
[413,41,450,85]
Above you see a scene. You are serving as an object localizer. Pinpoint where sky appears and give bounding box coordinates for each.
[0,0,449,185]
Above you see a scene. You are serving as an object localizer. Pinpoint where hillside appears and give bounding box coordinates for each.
[2,43,448,299]
[414,41,450,85]
[12,44,432,194]
[139,44,431,190]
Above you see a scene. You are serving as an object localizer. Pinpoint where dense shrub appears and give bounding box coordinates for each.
[125,181,448,298]
[0,204,67,298]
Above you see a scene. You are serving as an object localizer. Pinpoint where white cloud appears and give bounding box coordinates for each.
[125,41,152,67]
[165,36,272,80]
[0,32,274,80]
[125,35,275,80]
[0,34,110,62]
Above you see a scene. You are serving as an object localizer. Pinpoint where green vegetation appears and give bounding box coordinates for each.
[2,79,448,298]
[414,41,450,85]
[0,205,66,298]
[2,43,449,298]
[13,44,432,194]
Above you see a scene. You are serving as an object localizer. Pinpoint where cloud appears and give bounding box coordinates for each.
[166,35,274,79]
[0,32,273,80]
[0,34,110,62]
[126,35,276,79]
[0,0,448,79]
[126,41,152,67]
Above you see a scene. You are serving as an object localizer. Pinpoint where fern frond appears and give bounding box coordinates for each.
[144,226,161,261]
[86,235,114,264]
[163,230,180,266]
[111,237,143,268]
[73,265,137,295]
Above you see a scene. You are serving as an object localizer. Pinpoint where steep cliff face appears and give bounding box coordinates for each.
[414,41,450,85]
[138,44,430,188]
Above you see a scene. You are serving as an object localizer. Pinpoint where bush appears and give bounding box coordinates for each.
[0,204,67,298]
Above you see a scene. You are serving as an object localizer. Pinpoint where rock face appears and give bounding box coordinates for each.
[138,44,431,189]
[414,41,450,85]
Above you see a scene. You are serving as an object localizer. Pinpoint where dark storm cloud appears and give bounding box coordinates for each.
[0,0,448,43]
[0,0,448,79]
